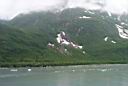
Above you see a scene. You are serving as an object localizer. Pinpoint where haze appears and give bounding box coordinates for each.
[0,0,128,20]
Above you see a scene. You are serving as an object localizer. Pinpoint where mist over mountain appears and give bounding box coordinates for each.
[0,0,128,20]
[0,7,128,67]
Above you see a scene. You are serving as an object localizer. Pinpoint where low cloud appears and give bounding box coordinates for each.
[0,0,128,20]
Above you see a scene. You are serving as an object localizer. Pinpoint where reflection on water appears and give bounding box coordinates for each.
[0,64,128,86]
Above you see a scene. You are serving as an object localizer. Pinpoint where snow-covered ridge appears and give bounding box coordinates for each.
[56,31,83,49]
[116,24,128,39]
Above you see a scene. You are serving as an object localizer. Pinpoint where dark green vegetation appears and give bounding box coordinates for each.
[0,8,128,67]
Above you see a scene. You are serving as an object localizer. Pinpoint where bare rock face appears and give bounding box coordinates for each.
[56,31,83,49]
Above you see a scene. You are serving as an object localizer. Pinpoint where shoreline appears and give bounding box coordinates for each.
[0,61,127,68]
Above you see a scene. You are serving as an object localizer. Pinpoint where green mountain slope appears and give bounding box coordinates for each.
[0,8,128,67]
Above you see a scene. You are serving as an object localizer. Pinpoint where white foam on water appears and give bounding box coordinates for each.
[10,69,18,72]
[28,69,32,72]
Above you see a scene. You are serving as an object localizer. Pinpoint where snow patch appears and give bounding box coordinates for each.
[48,42,55,47]
[104,36,108,41]
[107,11,112,16]
[84,10,88,12]
[111,40,116,44]
[83,51,86,54]
[117,16,121,21]
[56,32,70,45]
[78,46,83,49]
[88,11,95,14]
[62,31,66,36]
[121,22,128,26]
[121,22,125,25]
[79,16,91,19]
[61,39,70,45]
[84,10,95,14]
[56,31,83,49]
[71,42,83,49]
[116,24,128,39]
[65,49,67,52]
[56,34,62,44]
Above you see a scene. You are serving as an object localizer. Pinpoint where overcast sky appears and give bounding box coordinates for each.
[0,0,128,20]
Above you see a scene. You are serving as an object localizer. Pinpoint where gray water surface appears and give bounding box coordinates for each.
[0,64,128,86]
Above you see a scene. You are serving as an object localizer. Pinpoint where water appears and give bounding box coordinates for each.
[0,64,128,86]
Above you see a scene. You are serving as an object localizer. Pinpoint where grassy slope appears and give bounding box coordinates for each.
[0,8,128,67]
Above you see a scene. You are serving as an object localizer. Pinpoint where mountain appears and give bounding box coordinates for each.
[0,8,128,67]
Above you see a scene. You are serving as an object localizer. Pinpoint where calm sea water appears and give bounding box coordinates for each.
[0,64,128,86]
